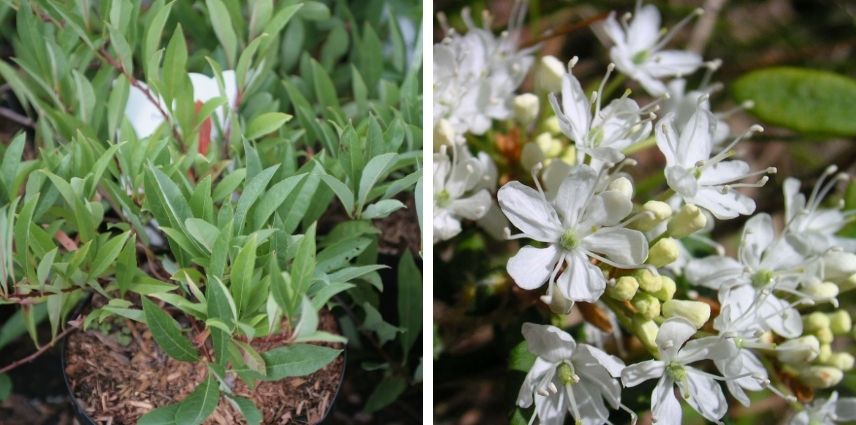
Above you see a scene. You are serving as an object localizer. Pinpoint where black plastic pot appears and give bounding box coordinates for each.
[61,312,347,425]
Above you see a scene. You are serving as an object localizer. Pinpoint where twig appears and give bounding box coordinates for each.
[0,324,78,374]
[521,12,610,49]
[688,0,728,54]
[0,106,35,128]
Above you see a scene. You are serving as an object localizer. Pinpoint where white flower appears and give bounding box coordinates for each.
[686,214,805,338]
[663,78,731,145]
[791,392,856,425]
[656,107,770,219]
[434,2,534,136]
[433,144,492,243]
[621,317,736,425]
[783,170,856,255]
[549,61,653,166]
[517,323,626,425]
[602,3,703,96]
[498,164,648,303]
[125,71,238,139]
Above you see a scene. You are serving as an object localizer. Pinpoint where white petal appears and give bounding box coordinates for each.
[739,213,774,269]
[534,390,568,425]
[643,50,703,78]
[125,82,166,139]
[450,190,491,220]
[518,357,556,408]
[558,72,591,142]
[676,108,713,166]
[433,210,462,242]
[601,12,627,47]
[582,227,648,266]
[651,375,682,425]
[507,245,561,290]
[433,152,451,190]
[656,317,697,360]
[684,368,728,422]
[666,166,698,198]
[553,165,598,227]
[591,190,633,227]
[558,251,606,302]
[684,255,744,290]
[789,411,809,425]
[690,187,755,219]
[677,336,735,364]
[498,182,563,242]
[522,323,577,363]
[655,113,680,165]
[621,360,665,387]
[783,177,805,223]
[576,344,625,378]
[576,365,622,409]
[697,160,750,186]
[627,4,662,53]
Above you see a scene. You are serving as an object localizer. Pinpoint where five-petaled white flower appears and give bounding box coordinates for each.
[656,107,771,219]
[791,392,856,425]
[517,323,626,425]
[783,171,856,255]
[602,2,703,96]
[433,144,492,243]
[621,317,737,425]
[498,164,648,303]
[549,61,653,166]
[125,71,238,139]
[685,213,805,338]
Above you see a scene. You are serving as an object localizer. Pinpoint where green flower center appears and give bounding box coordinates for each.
[751,269,774,287]
[632,50,651,65]
[560,229,580,250]
[589,126,605,147]
[666,362,686,382]
[557,362,577,385]
[436,189,451,208]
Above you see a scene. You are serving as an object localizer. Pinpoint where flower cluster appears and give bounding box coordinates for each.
[433,2,856,424]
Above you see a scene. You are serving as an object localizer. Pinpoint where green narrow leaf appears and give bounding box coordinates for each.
[357,153,397,208]
[89,231,131,278]
[185,218,220,252]
[318,173,354,216]
[362,199,405,220]
[292,296,318,339]
[40,172,95,242]
[205,0,238,67]
[208,219,233,280]
[175,374,220,425]
[230,234,258,316]
[508,340,536,373]
[212,168,246,201]
[137,403,179,425]
[1,133,25,200]
[229,396,262,425]
[257,343,340,380]
[397,251,421,357]
[363,375,406,413]
[733,67,856,137]
[291,223,316,294]
[252,173,306,227]
[234,164,279,233]
[144,1,174,78]
[141,297,199,362]
[246,112,292,140]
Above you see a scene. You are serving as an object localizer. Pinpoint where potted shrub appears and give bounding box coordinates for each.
[0,0,423,423]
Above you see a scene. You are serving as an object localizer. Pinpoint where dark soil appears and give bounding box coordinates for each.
[64,303,344,425]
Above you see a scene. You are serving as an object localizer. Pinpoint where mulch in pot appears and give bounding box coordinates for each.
[63,299,345,425]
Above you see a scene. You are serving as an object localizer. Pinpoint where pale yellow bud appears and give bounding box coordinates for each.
[535,55,565,94]
[816,327,834,344]
[647,238,680,267]
[513,93,540,126]
[667,204,707,238]
[633,319,659,353]
[662,299,711,329]
[652,276,677,301]
[800,365,843,388]
[607,276,639,301]
[434,119,456,150]
[804,312,830,332]
[632,292,661,320]
[817,344,832,363]
[829,310,852,335]
[633,269,662,293]
[544,115,561,135]
[827,353,855,371]
[535,132,563,157]
[630,201,672,232]
[520,142,546,171]
[607,177,634,200]
[776,335,820,364]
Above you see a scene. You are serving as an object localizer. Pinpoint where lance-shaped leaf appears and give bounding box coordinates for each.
[137,403,179,425]
[397,251,421,357]
[175,373,220,425]
[230,234,258,316]
[141,297,199,362]
[291,223,316,295]
[256,343,341,380]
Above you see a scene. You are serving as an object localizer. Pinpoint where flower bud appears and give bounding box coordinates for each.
[826,353,855,371]
[816,326,834,344]
[520,143,545,171]
[633,269,662,293]
[513,93,540,126]
[776,335,820,364]
[607,177,634,200]
[821,251,856,283]
[803,281,839,302]
[629,201,672,232]
[829,310,852,335]
[804,312,830,332]
[633,319,659,353]
[535,132,563,157]
[647,238,680,267]
[800,365,843,388]
[817,344,832,363]
[434,119,456,150]
[632,292,661,320]
[535,55,565,93]
[667,204,707,238]
[652,276,677,301]
[558,144,577,165]
[544,115,561,135]
[540,282,574,315]
[607,276,639,301]
[662,299,711,329]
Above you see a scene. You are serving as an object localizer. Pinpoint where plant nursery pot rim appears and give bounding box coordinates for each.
[60,304,347,425]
